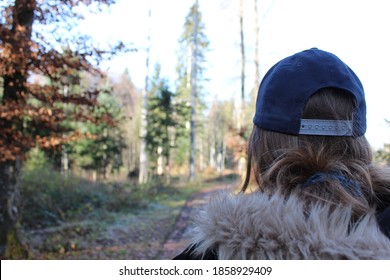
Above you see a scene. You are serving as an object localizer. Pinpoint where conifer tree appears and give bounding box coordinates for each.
[175,1,209,180]
[113,69,140,177]
[146,65,188,183]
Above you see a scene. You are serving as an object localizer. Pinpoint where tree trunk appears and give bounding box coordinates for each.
[209,137,216,169]
[0,160,29,258]
[0,0,36,259]
[239,0,245,131]
[138,8,152,184]
[189,0,199,182]
[221,141,226,172]
[254,0,260,99]
[61,86,69,177]
[157,146,163,176]
[199,135,204,171]
[165,121,171,184]
[165,148,171,185]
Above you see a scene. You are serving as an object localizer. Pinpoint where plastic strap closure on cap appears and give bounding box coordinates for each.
[299,119,353,136]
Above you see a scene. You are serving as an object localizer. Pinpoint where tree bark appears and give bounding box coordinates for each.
[209,137,216,169]
[0,0,36,259]
[0,160,29,258]
[254,0,260,98]
[138,8,152,184]
[189,0,199,182]
[157,146,163,175]
[239,0,245,131]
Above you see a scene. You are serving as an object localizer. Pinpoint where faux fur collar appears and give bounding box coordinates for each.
[188,190,390,259]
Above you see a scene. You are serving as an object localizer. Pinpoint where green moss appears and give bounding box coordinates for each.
[4,229,30,259]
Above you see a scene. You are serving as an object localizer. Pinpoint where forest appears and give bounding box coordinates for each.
[1,0,390,260]
[0,0,255,259]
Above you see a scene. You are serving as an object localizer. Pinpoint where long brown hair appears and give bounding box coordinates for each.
[242,88,390,215]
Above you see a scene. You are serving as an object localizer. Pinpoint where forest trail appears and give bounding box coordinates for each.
[26,179,238,259]
[160,182,235,259]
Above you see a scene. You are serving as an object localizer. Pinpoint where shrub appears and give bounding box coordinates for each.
[19,166,152,230]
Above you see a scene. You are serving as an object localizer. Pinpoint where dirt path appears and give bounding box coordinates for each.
[25,180,237,260]
[160,183,234,259]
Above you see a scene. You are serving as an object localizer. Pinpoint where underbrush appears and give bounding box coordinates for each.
[18,158,239,258]
[19,167,163,230]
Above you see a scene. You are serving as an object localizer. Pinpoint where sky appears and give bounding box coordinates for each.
[79,0,390,150]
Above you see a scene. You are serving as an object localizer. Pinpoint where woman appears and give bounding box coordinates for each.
[174,48,390,260]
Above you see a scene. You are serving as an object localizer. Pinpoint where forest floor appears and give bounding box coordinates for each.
[25,175,239,259]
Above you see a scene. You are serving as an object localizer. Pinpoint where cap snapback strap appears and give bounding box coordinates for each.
[299,119,353,136]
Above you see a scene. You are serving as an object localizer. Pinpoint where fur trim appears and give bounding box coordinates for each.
[188,191,390,259]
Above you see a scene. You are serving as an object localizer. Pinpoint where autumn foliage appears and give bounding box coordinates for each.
[0,0,125,162]
[0,0,135,259]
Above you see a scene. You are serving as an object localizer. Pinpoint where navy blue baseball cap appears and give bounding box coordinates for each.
[253,48,366,136]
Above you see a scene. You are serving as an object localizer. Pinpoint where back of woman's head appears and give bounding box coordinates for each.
[244,49,390,216]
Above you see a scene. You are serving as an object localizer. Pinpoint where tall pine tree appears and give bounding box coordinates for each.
[175,1,209,180]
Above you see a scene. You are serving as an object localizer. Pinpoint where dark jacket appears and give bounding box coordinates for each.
[174,191,390,260]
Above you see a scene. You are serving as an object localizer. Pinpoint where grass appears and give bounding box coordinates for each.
[19,167,239,259]
[20,167,150,230]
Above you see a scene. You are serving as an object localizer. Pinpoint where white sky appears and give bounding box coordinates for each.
[79,0,390,150]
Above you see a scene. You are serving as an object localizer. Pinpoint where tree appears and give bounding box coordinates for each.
[0,0,127,258]
[176,0,209,180]
[145,65,188,183]
[239,0,246,131]
[69,75,127,180]
[207,99,236,172]
[138,7,152,184]
[146,85,181,183]
[253,0,260,97]
[112,69,140,177]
